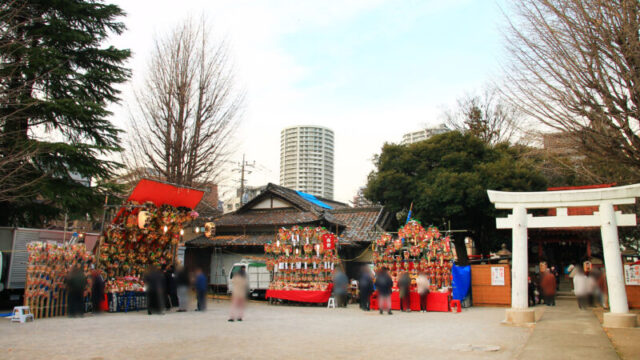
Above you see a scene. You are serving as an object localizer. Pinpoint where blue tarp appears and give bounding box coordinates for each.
[452,265,471,301]
[296,191,333,209]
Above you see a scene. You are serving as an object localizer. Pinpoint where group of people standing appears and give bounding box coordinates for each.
[64,263,247,320]
[528,262,608,309]
[344,267,432,315]
[145,265,218,314]
[64,265,105,317]
[144,264,195,314]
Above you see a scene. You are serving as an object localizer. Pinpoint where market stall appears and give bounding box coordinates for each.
[97,179,204,312]
[265,226,339,303]
[24,242,94,318]
[371,220,454,312]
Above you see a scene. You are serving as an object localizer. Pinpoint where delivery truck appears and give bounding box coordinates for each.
[227,259,271,299]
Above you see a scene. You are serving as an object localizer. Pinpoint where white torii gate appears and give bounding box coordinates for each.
[488,184,639,328]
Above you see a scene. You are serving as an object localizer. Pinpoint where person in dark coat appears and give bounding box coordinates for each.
[164,265,178,309]
[358,266,374,311]
[374,267,393,315]
[66,266,87,317]
[91,269,105,314]
[551,266,561,291]
[195,268,208,311]
[144,265,165,315]
[528,276,536,307]
[398,271,412,312]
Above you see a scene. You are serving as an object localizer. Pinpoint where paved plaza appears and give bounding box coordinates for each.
[2,299,530,360]
[2,297,635,360]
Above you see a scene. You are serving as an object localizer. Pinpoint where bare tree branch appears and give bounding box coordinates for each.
[502,0,640,182]
[443,86,522,145]
[126,17,243,187]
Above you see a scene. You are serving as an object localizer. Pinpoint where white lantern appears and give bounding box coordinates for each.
[138,211,150,229]
[204,222,215,238]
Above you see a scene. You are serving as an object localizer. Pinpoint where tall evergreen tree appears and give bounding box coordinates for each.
[365,131,547,259]
[0,0,130,226]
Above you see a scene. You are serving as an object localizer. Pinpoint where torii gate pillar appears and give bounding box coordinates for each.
[488,184,639,328]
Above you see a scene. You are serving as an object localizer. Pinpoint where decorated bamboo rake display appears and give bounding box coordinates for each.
[24,242,94,319]
[265,226,339,291]
[373,220,454,291]
[98,201,198,292]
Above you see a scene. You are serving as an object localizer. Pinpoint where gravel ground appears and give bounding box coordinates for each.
[1,300,531,360]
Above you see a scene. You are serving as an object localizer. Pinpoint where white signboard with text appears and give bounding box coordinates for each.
[491,266,505,286]
[624,264,640,286]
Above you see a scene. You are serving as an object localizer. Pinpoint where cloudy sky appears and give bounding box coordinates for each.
[109,0,509,203]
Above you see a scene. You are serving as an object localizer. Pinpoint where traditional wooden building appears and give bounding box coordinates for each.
[184,183,392,289]
[528,184,618,268]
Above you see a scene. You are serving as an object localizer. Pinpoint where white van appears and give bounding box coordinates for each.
[227,259,271,299]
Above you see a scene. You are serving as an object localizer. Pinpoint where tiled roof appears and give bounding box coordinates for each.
[187,183,390,248]
[194,200,222,218]
[186,207,389,248]
[214,209,320,227]
[331,206,387,242]
[240,183,348,215]
[186,233,274,246]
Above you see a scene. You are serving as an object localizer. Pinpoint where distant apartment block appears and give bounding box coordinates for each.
[223,185,267,213]
[280,125,334,200]
[401,124,450,145]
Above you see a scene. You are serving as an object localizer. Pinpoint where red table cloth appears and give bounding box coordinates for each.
[370,291,450,312]
[266,288,333,303]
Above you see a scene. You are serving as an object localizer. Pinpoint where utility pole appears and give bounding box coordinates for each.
[237,154,255,206]
[240,153,245,204]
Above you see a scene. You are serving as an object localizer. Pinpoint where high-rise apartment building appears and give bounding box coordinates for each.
[401,123,450,145]
[280,126,334,199]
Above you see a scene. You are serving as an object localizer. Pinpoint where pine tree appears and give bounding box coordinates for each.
[0,0,130,226]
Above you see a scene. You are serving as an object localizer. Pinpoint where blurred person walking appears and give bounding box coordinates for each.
[540,268,556,306]
[176,265,191,312]
[550,265,560,291]
[528,276,536,307]
[398,271,412,312]
[332,268,349,308]
[195,268,208,311]
[598,269,609,309]
[417,272,430,312]
[145,266,165,315]
[375,267,393,315]
[587,270,600,307]
[228,267,248,322]
[91,269,105,314]
[573,266,589,309]
[358,266,374,311]
[164,265,178,309]
[66,266,87,317]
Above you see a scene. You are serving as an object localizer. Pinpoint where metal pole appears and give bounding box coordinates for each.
[240,154,245,205]
[63,213,68,243]
[96,195,109,267]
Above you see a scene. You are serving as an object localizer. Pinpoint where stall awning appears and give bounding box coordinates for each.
[127,178,205,209]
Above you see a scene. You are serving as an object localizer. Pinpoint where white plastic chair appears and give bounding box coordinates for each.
[327,297,336,309]
[11,306,34,323]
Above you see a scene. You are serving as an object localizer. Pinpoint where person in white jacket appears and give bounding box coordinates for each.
[573,266,589,309]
